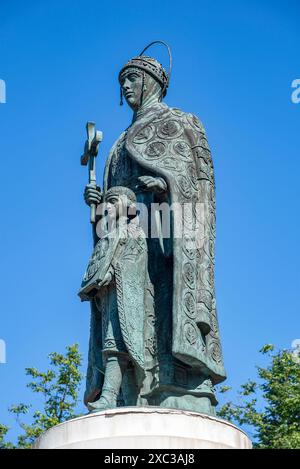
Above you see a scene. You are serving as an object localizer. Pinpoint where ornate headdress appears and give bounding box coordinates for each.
[118,40,172,105]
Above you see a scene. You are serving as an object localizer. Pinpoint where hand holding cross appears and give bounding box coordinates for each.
[81,122,103,223]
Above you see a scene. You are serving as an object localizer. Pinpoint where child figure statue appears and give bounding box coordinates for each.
[79,186,156,411]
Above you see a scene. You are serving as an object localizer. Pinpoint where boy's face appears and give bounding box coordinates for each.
[105,193,133,221]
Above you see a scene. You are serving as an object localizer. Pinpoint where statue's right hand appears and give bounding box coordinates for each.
[84,184,102,207]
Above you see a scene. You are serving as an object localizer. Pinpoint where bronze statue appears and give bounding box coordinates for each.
[80,41,226,416]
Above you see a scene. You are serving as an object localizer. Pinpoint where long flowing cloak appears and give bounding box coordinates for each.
[85,104,226,405]
[104,105,226,385]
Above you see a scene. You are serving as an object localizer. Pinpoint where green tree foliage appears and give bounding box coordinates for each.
[217,345,300,449]
[1,344,82,449]
[2,343,299,449]
[0,424,13,449]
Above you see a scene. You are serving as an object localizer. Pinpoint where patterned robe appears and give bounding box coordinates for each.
[84,102,226,413]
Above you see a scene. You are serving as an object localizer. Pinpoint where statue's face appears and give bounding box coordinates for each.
[119,68,144,110]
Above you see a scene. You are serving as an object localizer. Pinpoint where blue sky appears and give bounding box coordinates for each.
[0,0,299,441]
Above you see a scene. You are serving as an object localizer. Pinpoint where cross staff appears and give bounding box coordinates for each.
[81,122,103,223]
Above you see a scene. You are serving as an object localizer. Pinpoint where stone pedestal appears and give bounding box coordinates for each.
[33,407,252,449]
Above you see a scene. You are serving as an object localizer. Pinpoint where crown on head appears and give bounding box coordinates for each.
[119,56,169,96]
[118,41,172,102]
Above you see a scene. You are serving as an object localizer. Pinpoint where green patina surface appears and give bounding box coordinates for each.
[79,44,226,416]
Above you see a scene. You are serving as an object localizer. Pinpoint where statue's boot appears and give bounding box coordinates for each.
[87,387,118,412]
[87,354,128,413]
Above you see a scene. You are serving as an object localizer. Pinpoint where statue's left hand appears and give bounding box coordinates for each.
[97,271,113,288]
[137,176,167,193]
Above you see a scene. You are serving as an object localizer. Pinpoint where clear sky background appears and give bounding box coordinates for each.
[0,0,299,442]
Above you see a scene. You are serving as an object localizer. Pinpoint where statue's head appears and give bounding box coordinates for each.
[104,186,137,221]
[118,41,172,111]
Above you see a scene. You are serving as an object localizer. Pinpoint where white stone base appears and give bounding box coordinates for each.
[33,407,252,449]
